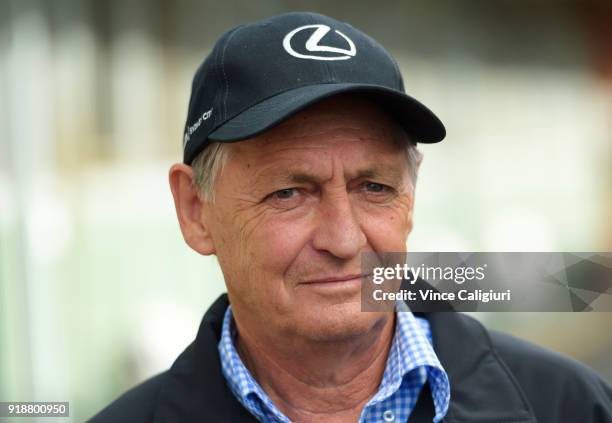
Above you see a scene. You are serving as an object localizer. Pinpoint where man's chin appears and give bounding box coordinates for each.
[289,300,387,343]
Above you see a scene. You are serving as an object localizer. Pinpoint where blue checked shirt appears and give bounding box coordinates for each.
[218,304,450,423]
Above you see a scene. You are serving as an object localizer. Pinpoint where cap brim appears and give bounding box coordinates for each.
[208,83,445,143]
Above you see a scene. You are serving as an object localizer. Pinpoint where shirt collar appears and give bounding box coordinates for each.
[368,303,450,422]
[218,306,275,420]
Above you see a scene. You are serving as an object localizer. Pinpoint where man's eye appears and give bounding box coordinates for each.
[272,188,297,199]
[364,182,387,193]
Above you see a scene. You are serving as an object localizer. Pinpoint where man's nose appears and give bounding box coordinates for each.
[311,190,367,259]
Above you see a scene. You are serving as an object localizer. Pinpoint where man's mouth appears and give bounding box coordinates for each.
[300,273,371,285]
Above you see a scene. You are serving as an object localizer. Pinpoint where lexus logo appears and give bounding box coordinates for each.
[282,24,357,61]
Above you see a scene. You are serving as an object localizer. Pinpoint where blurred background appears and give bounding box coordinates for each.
[1,0,611,421]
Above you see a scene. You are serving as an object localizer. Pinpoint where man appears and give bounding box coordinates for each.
[90,12,612,423]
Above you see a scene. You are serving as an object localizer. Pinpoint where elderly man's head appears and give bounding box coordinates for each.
[170,94,422,342]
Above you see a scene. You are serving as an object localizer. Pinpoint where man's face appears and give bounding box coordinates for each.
[203,96,416,341]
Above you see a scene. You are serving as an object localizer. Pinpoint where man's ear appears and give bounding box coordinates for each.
[169,163,216,255]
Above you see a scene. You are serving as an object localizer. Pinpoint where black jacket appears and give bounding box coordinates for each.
[90,294,612,422]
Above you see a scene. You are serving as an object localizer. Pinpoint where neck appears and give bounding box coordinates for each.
[233,312,395,423]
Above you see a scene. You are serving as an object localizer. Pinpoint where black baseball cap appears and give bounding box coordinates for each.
[182,11,446,165]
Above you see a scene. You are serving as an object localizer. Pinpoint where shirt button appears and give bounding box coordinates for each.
[383,410,395,422]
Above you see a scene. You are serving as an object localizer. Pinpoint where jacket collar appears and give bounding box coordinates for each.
[152,294,258,422]
[417,310,537,422]
[153,294,537,423]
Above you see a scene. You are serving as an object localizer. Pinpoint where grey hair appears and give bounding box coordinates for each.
[191,142,232,203]
[192,138,423,203]
[406,141,424,187]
